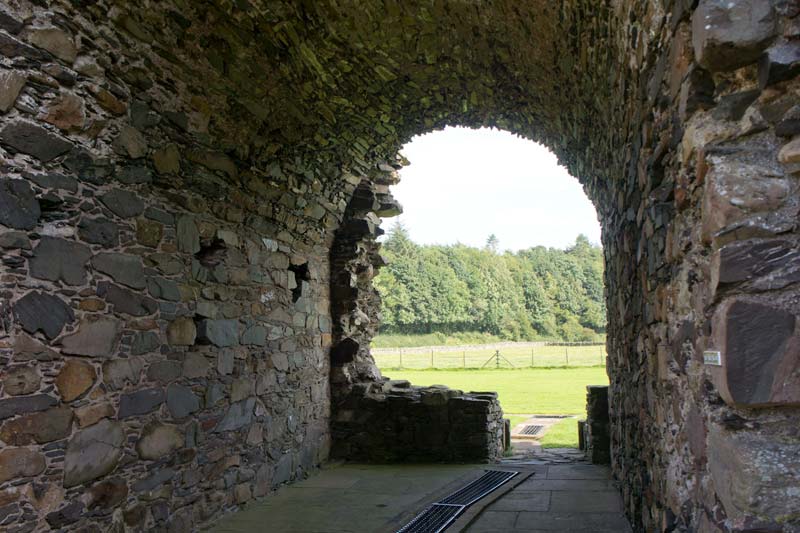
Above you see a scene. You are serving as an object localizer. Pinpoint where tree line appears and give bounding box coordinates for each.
[374,223,606,342]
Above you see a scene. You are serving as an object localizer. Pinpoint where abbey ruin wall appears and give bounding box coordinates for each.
[0,1,798,532]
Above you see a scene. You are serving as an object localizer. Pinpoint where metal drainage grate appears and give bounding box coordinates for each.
[439,469,518,506]
[396,470,519,533]
[519,425,544,436]
[396,504,463,533]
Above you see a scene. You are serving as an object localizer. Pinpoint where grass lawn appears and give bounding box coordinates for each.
[539,418,580,448]
[506,414,530,428]
[382,367,608,415]
[382,367,608,448]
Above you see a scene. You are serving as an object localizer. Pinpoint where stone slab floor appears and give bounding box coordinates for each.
[208,463,482,533]
[209,460,631,533]
[464,463,632,533]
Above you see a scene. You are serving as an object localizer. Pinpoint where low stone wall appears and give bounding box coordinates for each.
[332,380,504,463]
[584,386,610,465]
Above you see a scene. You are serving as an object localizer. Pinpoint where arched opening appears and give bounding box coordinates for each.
[370,126,608,453]
[326,125,617,470]
[378,127,603,337]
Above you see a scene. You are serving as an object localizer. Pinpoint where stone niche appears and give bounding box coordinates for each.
[0,1,799,532]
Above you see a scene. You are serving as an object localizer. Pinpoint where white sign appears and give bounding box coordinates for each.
[703,350,722,366]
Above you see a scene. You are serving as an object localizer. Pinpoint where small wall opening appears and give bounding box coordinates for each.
[194,238,227,268]
[289,262,310,303]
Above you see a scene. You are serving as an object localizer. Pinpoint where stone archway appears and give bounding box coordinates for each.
[0,1,799,531]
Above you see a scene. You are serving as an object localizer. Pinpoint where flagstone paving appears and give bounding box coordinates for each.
[209,463,482,533]
[462,463,632,532]
[209,453,632,533]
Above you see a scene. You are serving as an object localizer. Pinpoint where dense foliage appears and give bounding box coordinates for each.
[374,223,606,342]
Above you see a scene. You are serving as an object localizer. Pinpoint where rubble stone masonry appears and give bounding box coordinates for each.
[0,1,798,532]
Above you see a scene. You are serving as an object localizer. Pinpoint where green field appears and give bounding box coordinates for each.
[374,343,606,370]
[382,367,608,448]
[539,418,580,448]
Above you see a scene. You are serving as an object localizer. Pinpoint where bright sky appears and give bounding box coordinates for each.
[390,127,602,252]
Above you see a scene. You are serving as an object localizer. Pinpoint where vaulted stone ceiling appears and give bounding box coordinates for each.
[84,0,667,210]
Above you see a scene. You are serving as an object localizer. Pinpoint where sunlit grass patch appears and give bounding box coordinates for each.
[540,418,580,448]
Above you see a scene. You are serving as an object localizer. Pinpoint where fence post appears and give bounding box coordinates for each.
[531,347,534,368]
[399,347,403,368]
[431,349,434,369]
[565,344,569,366]
[463,350,466,368]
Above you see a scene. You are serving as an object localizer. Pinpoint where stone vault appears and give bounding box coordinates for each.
[0,0,799,532]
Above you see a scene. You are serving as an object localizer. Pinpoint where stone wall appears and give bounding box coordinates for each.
[333,380,504,463]
[0,2,356,530]
[326,173,504,463]
[604,3,800,531]
[0,1,800,532]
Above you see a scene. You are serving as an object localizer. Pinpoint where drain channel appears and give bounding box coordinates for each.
[396,504,463,533]
[519,424,544,436]
[396,470,519,533]
[439,469,519,506]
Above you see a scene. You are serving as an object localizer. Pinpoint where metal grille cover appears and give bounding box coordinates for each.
[438,470,518,506]
[396,470,519,533]
[520,424,544,436]
[396,504,463,533]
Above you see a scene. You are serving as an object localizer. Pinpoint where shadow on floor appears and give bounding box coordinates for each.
[209,454,631,533]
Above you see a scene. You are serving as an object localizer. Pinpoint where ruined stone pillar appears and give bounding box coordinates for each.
[584,385,611,465]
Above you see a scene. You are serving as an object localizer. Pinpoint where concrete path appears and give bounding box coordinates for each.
[509,415,575,442]
[209,458,631,533]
